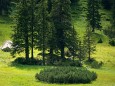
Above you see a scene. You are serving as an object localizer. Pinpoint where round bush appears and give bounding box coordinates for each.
[35,67,97,84]
[13,57,42,65]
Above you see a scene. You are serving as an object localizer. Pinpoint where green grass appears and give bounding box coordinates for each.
[0,16,13,45]
[0,1,115,86]
[0,60,115,86]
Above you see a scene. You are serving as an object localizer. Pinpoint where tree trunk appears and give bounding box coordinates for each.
[25,34,29,61]
[42,0,45,65]
[31,0,34,59]
[88,47,91,61]
[61,45,65,61]
[49,47,53,64]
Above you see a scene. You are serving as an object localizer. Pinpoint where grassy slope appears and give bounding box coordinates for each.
[0,16,13,45]
[0,0,115,86]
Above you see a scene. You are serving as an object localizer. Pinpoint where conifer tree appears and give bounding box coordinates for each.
[29,0,36,59]
[68,26,79,62]
[78,41,86,62]
[36,0,49,65]
[83,25,96,61]
[87,0,101,32]
[51,0,78,60]
[11,0,30,60]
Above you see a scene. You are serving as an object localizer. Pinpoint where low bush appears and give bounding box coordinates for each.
[13,57,42,65]
[35,67,97,84]
[91,61,103,69]
[85,58,103,69]
[54,60,82,67]
[2,47,11,52]
[109,38,115,46]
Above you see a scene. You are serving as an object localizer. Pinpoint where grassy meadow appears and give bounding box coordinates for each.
[0,0,115,86]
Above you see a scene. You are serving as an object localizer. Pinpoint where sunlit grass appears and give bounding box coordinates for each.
[0,1,115,86]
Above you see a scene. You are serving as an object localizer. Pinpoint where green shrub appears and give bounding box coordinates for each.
[109,38,115,46]
[91,61,103,69]
[85,58,103,69]
[35,67,97,84]
[2,47,11,52]
[54,60,82,67]
[13,57,42,65]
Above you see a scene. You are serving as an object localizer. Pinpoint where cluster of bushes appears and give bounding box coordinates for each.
[13,57,42,65]
[35,67,97,84]
[86,58,103,69]
[53,60,82,67]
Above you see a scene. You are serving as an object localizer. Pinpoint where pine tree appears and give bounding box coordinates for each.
[47,0,52,13]
[83,25,96,61]
[29,0,36,59]
[67,26,79,62]
[11,0,30,60]
[78,41,86,61]
[36,0,49,65]
[87,0,101,32]
[51,0,69,60]
[0,0,11,15]
[51,0,78,61]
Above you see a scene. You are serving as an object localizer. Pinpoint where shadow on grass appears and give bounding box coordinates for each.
[9,60,50,71]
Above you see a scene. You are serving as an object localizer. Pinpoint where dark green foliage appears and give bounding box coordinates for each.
[35,67,97,83]
[104,26,115,38]
[98,38,103,43]
[111,0,115,28]
[36,0,49,65]
[86,58,103,69]
[11,0,37,60]
[11,0,30,60]
[13,57,42,65]
[77,41,86,62]
[0,0,11,15]
[83,25,96,61]
[104,1,115,39]
[87,0,101,32]
[109,38,115,46]
[54,60,82,67]
[51,0,78,60]
[101,0,112,10]
[91,60,103,69]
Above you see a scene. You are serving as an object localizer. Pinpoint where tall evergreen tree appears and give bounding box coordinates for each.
[29,0,36,59]
[87,0,101,32]
[11,0,30,60]
[83,25,96,61]
[51,0,78,60]
[0,0,11,15]
[36,0,49,65]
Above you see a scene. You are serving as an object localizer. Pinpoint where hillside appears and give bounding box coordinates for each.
[0,0,115,86]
